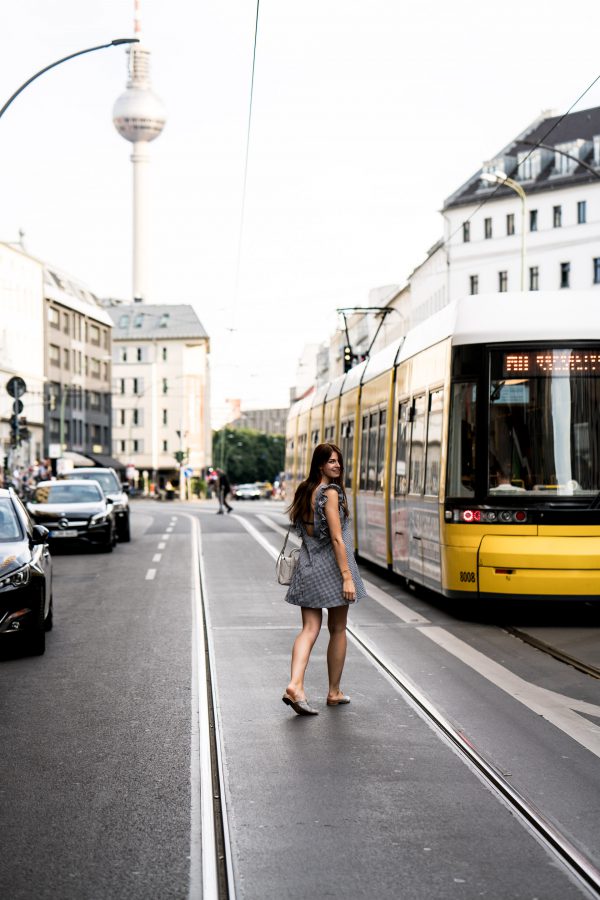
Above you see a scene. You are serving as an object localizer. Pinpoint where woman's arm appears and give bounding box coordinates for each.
[323,488,356,602]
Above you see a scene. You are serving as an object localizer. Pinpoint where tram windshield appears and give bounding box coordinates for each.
[448,348,600,498]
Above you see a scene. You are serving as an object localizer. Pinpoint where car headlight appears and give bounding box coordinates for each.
[0,565,31,590]
[90,512,108,525]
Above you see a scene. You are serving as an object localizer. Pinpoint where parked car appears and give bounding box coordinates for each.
[64,467,130,542]
[27,480,116,553]
[234,483,261,501]
[0,488,52,656]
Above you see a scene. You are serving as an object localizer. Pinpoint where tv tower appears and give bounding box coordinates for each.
[113,0,166,302]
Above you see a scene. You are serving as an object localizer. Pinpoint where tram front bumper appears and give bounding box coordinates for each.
[478,534,600,598]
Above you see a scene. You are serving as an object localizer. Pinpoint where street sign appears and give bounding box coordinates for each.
[6,376,26,398]
[183,466,193,477]
[48,443,62,458]
[12,399,24,415]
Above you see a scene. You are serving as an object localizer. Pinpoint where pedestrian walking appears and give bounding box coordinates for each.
[282,443,366,715]
[217,468,233,514]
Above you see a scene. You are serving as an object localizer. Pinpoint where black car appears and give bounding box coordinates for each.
[0,488,52,656]
[27,480,116,552]
[64,467,131,542]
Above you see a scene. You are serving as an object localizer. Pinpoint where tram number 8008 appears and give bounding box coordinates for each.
[459,571,476,584]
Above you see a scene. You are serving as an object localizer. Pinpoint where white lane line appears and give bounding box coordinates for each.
[166,527,174,533]
[153,553,162,563]
[247,513,600,759]
[162,534,171,541]
[158,542,166,550]
[145,569,156,580]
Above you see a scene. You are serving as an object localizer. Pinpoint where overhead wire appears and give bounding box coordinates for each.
[228,0,261,334]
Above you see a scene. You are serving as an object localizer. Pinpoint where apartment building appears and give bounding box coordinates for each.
[107,302,211,484]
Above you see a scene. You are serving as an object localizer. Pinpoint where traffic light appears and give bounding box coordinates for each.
[343,345,353,372]
[9,410,19,447]
[18,417,31,442]
[174,450,185,463]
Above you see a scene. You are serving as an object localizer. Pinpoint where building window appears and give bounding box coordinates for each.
[136,347,143,362]
[577,200,587,224]
[593,258,600,284]
[529,266,539,291]
[90,358,101,378]
[49,344,60,366]
[119,409,125,426]
[120,347,128,362]
[48,307,60,329]
[484,218,492,239]
[132,378,139,395]
[462,221,470,243]
[119,440,126,453]
[506,213,515,236]
[530,209,538,232]
[162,409,168,425]
[560,262,570,288]
[553,205,562,227]
[63,312,70,335]
[162,347,168,361]
[132,409,139,426]
[498,271,508,292]
[133,439,139,453]
[63,348,70,370]
[162,378,168,394]
[469,275,479,295]
[162,440,168,452]
[89,323,100,346]
[134,314,144,328]
[119,314,129,329]
[120,378,125,394]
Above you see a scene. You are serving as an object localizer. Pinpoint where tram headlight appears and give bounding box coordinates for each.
[450,509,527,524]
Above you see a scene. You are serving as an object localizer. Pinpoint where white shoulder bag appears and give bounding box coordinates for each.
[276,525,300,585]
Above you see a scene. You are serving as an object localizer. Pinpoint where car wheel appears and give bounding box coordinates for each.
[23,597,46,656]
[45,595,54,632]
[119,516,131,543]
[99,535,114,553]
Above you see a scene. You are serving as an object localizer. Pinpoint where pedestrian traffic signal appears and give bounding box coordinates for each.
[343,345,353,372]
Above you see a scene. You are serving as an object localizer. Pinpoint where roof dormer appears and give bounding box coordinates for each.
[551,139,591,176]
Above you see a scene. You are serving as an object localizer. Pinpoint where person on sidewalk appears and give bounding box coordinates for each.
[217,468,233,514]
[281,443,366,715]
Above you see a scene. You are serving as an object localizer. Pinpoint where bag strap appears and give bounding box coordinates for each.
[280,524,292,555]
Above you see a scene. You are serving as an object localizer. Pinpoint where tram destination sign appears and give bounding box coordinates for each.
[503,349,600,376]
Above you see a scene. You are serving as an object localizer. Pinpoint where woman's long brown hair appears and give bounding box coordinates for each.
[288,443,349,526]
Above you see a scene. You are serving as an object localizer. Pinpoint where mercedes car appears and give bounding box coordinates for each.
[0,488,52,656]
[64,467,130,542]
[27,480,116,552]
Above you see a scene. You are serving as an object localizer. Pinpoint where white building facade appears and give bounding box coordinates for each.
[108,303,211,485]
[0,244,45,468]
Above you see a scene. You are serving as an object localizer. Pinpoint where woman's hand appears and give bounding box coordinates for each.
[342,574,356,602]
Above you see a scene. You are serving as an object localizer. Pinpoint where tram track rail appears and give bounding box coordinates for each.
[347,621,600,899]
[503,626,600,680]
[188,513,235,900]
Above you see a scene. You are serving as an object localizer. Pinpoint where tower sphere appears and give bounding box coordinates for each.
[113,87,166,143]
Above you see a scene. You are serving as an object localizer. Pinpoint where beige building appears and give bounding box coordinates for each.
[107,302,211,484]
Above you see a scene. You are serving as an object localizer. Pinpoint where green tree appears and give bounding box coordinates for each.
[212,427,285,483]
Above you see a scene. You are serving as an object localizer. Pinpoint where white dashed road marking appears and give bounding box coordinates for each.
[153,553,162,562]
[158,542,166,550]
[145,569,156,580]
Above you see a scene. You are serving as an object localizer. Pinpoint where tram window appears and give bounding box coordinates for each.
[424,390,444,496]
[367,412,378,491]
[324,425,335,441]
[341,419,354,488]
[311,428,320,447]
[408,396,426,494]
[376,410,387,493]
[360,415,369,490]
[395,403,409,495]
[447,383,477,496]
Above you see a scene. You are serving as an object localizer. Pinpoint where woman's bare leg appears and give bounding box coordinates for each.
[326,606,349,701]
[286,608,322,701]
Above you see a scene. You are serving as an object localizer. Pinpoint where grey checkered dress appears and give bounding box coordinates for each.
[284,484,366,609]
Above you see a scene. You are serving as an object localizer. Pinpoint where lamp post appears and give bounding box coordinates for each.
[0,39,138,124]
[480,170,527,291]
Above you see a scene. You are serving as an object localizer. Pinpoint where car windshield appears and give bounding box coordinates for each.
[33,484,102,504]
[69,471,120,494]
[0,498,22,541]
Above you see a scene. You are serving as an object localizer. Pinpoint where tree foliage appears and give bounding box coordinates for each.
[212,428,285,484]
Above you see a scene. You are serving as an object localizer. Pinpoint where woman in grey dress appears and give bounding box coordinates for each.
[282,443,366,716]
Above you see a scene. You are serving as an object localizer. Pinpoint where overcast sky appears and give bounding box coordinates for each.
[2,1,600,423]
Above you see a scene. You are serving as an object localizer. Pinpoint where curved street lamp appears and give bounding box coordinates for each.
[480,169,527,291]
[0,39,138,123]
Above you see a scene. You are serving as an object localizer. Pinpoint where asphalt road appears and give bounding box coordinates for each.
[1,498,599,899]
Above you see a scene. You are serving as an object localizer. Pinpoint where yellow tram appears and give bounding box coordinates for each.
[285,291,600,601]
